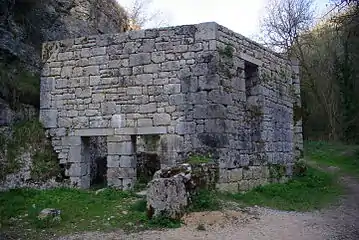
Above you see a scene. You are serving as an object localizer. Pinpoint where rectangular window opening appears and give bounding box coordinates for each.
[244,61,259,97]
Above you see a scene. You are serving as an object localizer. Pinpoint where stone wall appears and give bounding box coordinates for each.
[40,22,302,191]
[0,0,129,72]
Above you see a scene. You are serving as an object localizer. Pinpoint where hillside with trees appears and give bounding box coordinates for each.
[260,0,359,143]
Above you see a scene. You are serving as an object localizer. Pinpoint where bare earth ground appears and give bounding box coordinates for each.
[58,174,359,240]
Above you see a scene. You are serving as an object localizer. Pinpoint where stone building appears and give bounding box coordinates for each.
[40,22,303,191]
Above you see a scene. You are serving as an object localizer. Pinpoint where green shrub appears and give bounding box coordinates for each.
[0,120,61,181]
[293,159,308,177]
[130,199,147,212]
[188,189,221,212]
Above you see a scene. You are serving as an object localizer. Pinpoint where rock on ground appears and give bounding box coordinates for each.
[56,174,359,240]
[146,175,189,219]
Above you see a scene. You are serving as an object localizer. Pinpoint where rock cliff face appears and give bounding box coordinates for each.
[0,0,129,127]
[0,0,129,72]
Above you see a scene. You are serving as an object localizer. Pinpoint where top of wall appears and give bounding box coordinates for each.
[41,22,290,63]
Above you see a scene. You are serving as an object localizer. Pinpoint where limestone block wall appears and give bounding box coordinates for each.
[40,22,302,191]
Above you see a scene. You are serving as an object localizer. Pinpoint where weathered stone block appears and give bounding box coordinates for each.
[118,167,136,178]
[138,118,153,127]
[107,141,134,155]
[195,22,217,41]
[153,113,171,126]
[68,145,82,163]
[107,156,120,168]
[39,109,58,128]
[129,53,151,66]
[139,103,157,113]
[216,183,238,192]
[120,156,136,168]
[62,136,82,146]
[68,163,88,177]
[147,175,188,219]
[228,168,243,182]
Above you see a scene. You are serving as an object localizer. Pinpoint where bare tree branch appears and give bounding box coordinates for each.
[260,0,315,53]
[125,0,170,30]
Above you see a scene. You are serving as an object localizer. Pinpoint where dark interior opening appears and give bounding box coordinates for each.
[136,152,161,184]
[91,156,107,187]
[244,61,259,97]
[136,135,161,185]
[87,136,108,188]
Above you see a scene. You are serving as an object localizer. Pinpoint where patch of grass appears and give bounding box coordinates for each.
[305,141,359,176]
[188,189,221,212]
[223,166,342,212]
[0,187,183,238]
[130,199,147,212]
[187,154,213,164]
[147,216,182,229]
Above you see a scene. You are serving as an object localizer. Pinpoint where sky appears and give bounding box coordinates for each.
[118,0,332,40]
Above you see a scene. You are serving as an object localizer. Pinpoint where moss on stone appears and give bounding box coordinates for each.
[219,44,234,58]
[0,119,61,182]
[31,146,61,182]
[247,105,263,119]
[143,135,160,152]
[186,154,213,164]
[268,164,286,180]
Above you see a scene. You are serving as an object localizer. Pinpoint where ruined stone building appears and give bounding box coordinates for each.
[39,22,303,191]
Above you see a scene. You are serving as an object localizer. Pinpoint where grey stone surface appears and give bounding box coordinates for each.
[0,0,129,72]
[39,22,302,191]
[147,175,189,219]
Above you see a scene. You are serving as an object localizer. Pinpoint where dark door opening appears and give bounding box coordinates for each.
[82,136,108,189]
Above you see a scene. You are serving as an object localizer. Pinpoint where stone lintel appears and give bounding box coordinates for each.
[114,127,167,135]
[239,52,263,67]
[136,127,167,135]
[74,128,114,136]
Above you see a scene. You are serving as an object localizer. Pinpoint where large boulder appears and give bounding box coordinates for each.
[146,163,219,220]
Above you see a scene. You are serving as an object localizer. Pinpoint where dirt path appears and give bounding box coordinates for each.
[56,171,359,240]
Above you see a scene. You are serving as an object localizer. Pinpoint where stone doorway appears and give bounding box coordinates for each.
[81,136,108,189]
[136,135,162,185]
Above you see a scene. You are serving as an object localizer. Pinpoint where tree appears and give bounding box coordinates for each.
[259,0,315,53]
[124,0,170,30]
[259,0,359,142]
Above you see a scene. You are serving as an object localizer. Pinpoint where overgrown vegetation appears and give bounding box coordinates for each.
[218,44,234,58]
[188,189,221,212]
[260,0,359,143]
[186,154,213,164]
[224,166,342,211]
[0,61,40,108]
[0,119,61,181]
[305,141,359,176]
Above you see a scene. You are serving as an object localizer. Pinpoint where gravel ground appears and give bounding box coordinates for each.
[57,175,359,240]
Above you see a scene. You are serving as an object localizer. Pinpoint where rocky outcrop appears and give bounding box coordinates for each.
[146,163,219,220]
[0,0,129,128]
[0,98,37,126]
[0,0,129,72]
